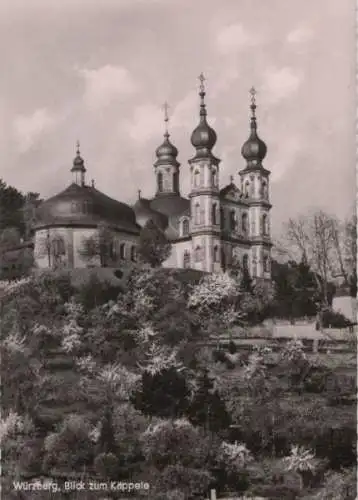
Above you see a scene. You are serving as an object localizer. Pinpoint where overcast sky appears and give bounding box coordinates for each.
[0,0,355,235]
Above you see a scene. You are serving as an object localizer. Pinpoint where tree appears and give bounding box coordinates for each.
[188,368,231,433]
[79,222,117,267]
[137,219,172,268]
[0,179,25,235]
[131,366,190,419]
[284,210,340,305]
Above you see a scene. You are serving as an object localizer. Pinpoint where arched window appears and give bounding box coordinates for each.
[194,170,200,187]
[220,207,225,229]
[213,245,219,262]
[260,180,267,199]
[194,203,200,225]
[52,236,65,256]
[243,254,249,271]
[242,213,248,235]
[182,218,190,236]
[211,168,217,187]
[212,203,217,225]
[262,214,269,235]
[263,255,270,273]
[221,248,226,271]
[173,171,179,192]
[130,245,136,262]
[119,243,125,259]
[194,246,202,262]
[244,181,250,198]
[252,261,257,277]
[157,172,163,192]
[183,250,190,268]
[230,210,236,231]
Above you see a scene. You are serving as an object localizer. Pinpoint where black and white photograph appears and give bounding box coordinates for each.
[0,0,356,498]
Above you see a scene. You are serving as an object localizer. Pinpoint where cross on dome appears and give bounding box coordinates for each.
[249,86,257,105]
[198,72,206,93]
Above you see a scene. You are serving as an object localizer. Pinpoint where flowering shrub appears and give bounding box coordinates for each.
[218,441,254,471]
[281,339,306,362]
[138,343,183,376]
[0,411,24,444]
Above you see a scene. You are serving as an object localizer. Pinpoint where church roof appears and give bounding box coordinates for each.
[35,183,139,234]
[149,193,190,218]
[132,197,168,230]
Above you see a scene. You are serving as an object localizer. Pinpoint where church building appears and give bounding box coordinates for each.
[32,75,272,278]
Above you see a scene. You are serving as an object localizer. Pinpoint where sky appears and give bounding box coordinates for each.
[0,0,356,236]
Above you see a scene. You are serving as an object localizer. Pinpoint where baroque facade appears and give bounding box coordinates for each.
[33,76,272,278]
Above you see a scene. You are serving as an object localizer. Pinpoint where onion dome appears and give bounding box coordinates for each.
[241,87,267,165]
[154,102,179,167]
[190,73,217,157]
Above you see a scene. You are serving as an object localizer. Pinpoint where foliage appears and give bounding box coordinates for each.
[137,219,172,267]
[188,368,231,433]
[321,308,353,328]
[0,179,25,235]
[131,367,190,419]
[1,262,356,499]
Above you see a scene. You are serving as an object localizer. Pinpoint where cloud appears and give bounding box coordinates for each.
[13,108,56,152]
[287,27,313,44]
[124,103,164,144]
[262,67,303,103]
[79,65,138,110]
[216,23,260,55]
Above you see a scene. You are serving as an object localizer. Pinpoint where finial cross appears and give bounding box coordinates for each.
[249,86,257,105]
[138,189,141,199]
[230,175,234,184]
[163,101,170,123]
[198,72,206,92]
[76,140,81,155]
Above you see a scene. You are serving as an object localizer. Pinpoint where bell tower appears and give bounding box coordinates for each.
[189,74,222,272]
[154,102,181,197]
[239,87,272,279]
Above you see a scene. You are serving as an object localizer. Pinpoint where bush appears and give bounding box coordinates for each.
[321,309,352,328]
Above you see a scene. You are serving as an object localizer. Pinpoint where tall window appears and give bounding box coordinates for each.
[157,172,163,192]
[252,261,257,277]
[182,218,190,236]
[194,246,202,262]
[130,245,136,262]
[263,255,270,273]
[262,214,269,235]
[183,250,190,268]
[230,210,236,231]
[213,245,219,262]
[194,170,200,187]
[119,243,125,259]
[212,203,217,225]
[173,171,179,192]
[52,236,65,256]
[221,248,226,271]
[242,213,248,235]
[262,180,267,199]
[211,168,217,187]
[194,203,200,225]
[243,254,249,271]
[220,207,225,229]
[244,181,250,198]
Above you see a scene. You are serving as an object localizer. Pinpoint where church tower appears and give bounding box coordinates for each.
[239,88,272,279]
[189,74,222,273]
[153,102,181,196]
